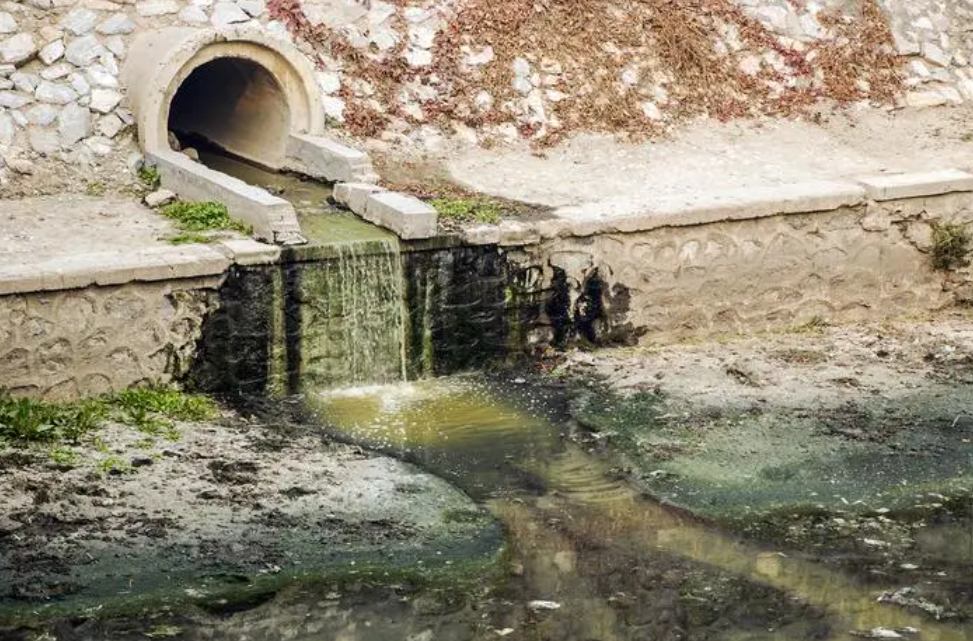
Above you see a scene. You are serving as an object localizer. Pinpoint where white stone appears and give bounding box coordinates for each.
[463,45,493,67]
[99,51,119,75]
[105,36,125,58]
[641,101,662,120]
[89,88,121,113]
[369,26,398,51]
[404,47,431,67]
[35,81,78,104]
[26,103,59,126]
[28,127,59,154]
[58,102,90,146]
[65,35,104,66]
[69,72,90,96]
[0,12,17,35]
[211,2,249,27]
[512,57,531,78]
[137,0,180,16]
[904,89,948,108]
[739,54,762,76]
[0,111,14,145]
[512,76,532,95]
[145,188,176,207]
[41,62,72,81]
[923,42,952,67]
[96,112,122,137]
[178,5,209,24]
[10,72,36,93]
[85,64,117,88]
[0,64,13,77]
[621,67,639,87]
[0,90,31,108]
[236,0,264,17]
[316,70,341,95]
[96,13,136,35]
[908,59,930,78]
[474,90,493,112]
[24,0,52,9]
[1,34,37,66]
[61,8,101,36]
[39,39,65,65]
[10,110,27,126]
[322,95,345,122]
[0,78,10,90]
[409,23,437,49]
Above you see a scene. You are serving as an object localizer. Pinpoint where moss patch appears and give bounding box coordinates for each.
[930,221,971,271]
[429,197,503,224]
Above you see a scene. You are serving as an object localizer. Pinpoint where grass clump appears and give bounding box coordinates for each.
[160,201,251,235]
[430,198,503,225]
[0,386,218,447]
[166,232,215,246]
[138,165,161,191]
[0,392,106,444]
[930,221,971,271]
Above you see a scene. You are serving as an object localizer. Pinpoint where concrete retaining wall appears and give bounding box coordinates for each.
[493,182,973,344]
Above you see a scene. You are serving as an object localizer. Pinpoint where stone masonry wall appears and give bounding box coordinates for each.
[508,193,973,344]
[0,277,220,400]
[1,0,971,181]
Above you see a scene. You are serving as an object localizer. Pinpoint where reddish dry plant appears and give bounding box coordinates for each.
[269,0,902,143]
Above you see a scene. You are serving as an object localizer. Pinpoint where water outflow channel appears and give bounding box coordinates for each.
[192,151,973,640]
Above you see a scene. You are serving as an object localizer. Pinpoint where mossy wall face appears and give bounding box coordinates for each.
[193,244,540,395]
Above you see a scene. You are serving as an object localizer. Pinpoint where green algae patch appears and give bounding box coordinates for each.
[573,388,973,542]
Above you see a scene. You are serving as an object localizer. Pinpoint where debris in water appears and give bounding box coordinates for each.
[528,600,562,611]
[850,628,902,639]
[494,629,515,637]
[878,587,956,619]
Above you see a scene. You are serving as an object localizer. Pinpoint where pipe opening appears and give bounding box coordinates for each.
[167,57,291,169]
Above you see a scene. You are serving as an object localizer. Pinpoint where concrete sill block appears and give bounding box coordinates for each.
[216,239,281,265]
[333,182,387,215]
[0,246,230,296]
[363,192,438,240]
[856,169,973,201]
[286,134,379,184]
[147,149,304,244]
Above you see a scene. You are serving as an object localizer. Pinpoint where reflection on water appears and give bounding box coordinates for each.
[309,376,973,641]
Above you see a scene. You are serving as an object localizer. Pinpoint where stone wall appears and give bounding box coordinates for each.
[1,0,972,178]
[505,193,973,344]
[0,277,220,400]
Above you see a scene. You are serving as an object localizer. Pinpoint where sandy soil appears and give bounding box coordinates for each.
[0,408,499,617]
[445,105,973,211]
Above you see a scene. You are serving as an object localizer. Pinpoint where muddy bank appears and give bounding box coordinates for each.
[0,406,502,629]
[561,312,973,620]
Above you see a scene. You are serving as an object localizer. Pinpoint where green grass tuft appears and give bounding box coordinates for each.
[138,165,161,191]
[166,232,215,245]
[429,198,503,225]
[160,201,251,236]
[930,221,971,271]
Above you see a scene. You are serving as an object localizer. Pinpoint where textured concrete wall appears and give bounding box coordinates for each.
[0,277,220,400]
[511,193,973,343]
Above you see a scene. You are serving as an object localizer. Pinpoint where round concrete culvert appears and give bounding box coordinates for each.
[122,27,326,170]
[168,57,290,166]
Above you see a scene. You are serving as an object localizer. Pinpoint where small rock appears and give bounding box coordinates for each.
[70,72,91,96]
[6,157,33,174]
[96,13,136,36]
[0,111,14,144]
[89,88,121,113]
[39,39,65,65]
[182,147,200,161]
[144,188,176,207]
[41,62,72,81]
[58,102,90,146]
[137,0,180,16]
[29,127,60,154]
[104,36,125,58]
[130,456,154,467]
[1,33,37,66]
[85,64,117,89]
[26,103,59,126]
[10,71,36,93]
[97,113,123,138]
[61,8,101,36]
[35,81,78,105]
[0,90,32,109]
[0,13,17,35]
[210,2,249,27]
[178,5,209,24]
[237,0,264,17]
[65,35,104,67]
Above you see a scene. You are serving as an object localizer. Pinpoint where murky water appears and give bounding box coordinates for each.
[306,376,973,641]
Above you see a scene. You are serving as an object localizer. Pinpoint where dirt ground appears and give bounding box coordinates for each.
[0,408,500,621]
[445,105,973,211]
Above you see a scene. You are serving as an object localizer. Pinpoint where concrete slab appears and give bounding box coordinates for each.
[333,182,387,214]
[362,191,438,240]
[286,134,379,184]
[147,149,305,244]
[216,239,281,265]
[856,169,973,201]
